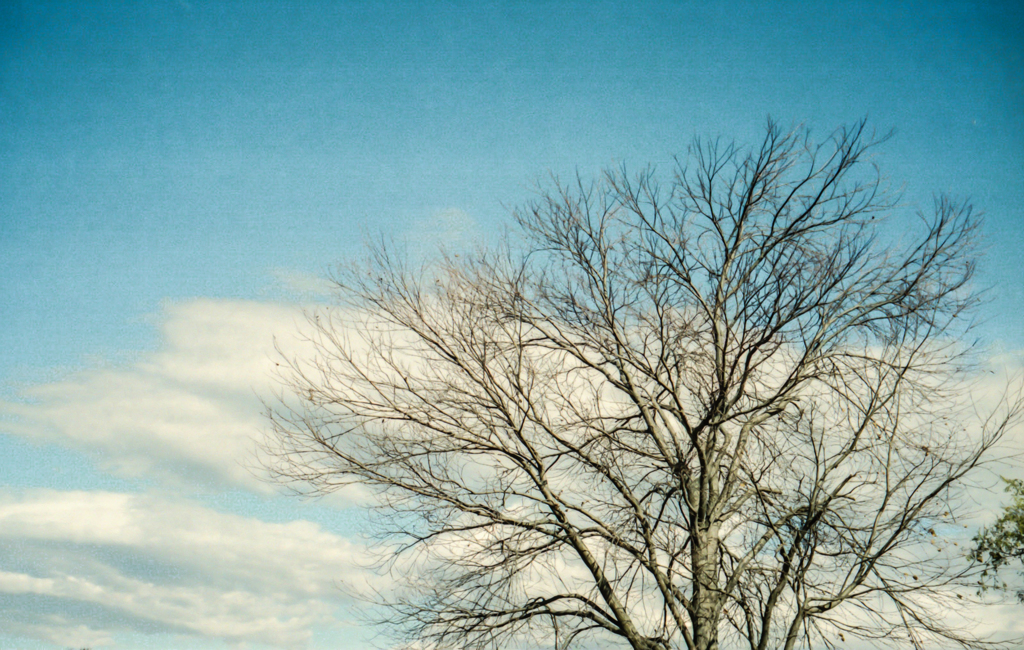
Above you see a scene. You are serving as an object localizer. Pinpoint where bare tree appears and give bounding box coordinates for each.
[263,121,1020,650]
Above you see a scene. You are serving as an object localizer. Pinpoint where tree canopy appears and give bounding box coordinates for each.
[974,478,1024,603]
[263,121,1020,650]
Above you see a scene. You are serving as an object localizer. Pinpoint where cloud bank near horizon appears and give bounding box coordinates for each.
[0,488,370,648]
[0,298,377,648]
[0,295,1021,649]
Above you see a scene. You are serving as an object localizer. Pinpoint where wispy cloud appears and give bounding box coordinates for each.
[1,296,1020,648]
[0,297,386,648]
[0,488,372,648]
[2,299,310,492]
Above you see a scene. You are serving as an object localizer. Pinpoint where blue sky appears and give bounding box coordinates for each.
[1,1,1022,648]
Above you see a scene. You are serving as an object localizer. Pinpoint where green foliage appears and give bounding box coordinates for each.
[973,478,1024,601]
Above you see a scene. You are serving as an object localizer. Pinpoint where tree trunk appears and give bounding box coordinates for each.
[692,521,721,650]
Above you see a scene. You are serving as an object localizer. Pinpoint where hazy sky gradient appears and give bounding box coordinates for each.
[2,1,1022,648]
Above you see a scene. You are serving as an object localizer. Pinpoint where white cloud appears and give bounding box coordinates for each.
[1,299,313,492]
[0,296,1021,649]
[0,488,375,648]
[4,619,114,649]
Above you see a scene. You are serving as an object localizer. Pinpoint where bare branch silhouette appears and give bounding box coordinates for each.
[263,120,1020,650]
